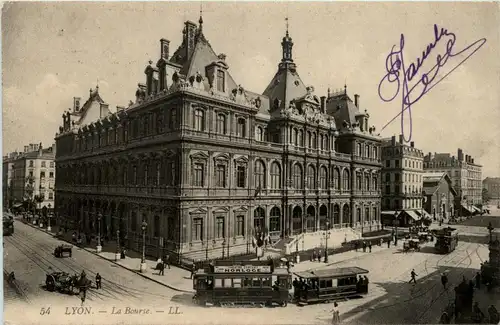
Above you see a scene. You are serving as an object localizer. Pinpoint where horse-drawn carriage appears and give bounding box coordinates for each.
[403,238,421,252]
[417,231,432,243]
[45,271,92,294]
[54,244,72,258]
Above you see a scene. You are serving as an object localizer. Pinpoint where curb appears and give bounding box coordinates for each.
[20,219,194,294]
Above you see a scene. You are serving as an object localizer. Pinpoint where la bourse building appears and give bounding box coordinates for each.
[55,17,382,261]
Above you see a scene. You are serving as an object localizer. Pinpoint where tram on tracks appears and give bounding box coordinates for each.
[3,215,14,236]
[293,266,370,305]
[433,227,459,254]
[192,260,292,307]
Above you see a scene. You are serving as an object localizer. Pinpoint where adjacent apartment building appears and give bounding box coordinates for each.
[423,149,482,212]
[54,16,382,261]
[422,172,457,220]
[483,177,500,205]
[2,143,56,211]
[381,135,425,226]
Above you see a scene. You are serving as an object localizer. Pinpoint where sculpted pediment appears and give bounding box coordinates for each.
[212,207,230,214]
[190,151,209,161]
[213,153,230,162]
[189,207,208,215]
[163,149,176,157]
[234,206,248,212]
[234,155,249,165]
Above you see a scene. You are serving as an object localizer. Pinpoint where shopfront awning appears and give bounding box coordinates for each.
[12,203,23,208]
[471,206,481,212]
[404,210,421,221]
[461,204,473,213]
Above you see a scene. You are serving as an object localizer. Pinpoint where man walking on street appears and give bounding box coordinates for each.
[368,242,372,253]
[158,261,165,276]
[190,262,196,279]
[409,269,417,284]
[441,273,448,290]
[164,254,171,269]
[95,273,102,289]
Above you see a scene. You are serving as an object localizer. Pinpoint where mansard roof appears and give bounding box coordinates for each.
[262,63,308,112]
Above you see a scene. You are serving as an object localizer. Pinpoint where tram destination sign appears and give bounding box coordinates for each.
[214,265,272,273]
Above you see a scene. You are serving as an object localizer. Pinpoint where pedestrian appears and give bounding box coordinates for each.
[488,305,500,324]
[362,241,367,253]
[409,269,417,284]
[312,250,317,261]
[80,289,86,306]
[387,239,391,248]
[472,302,485,324]
[95,273,102,289]
[190,262,196,279]
[317,250,322,262]
[330,302,340,324]
[475,271,481,289]
[368,242,372,253]
[164,254,171,269]
[158,261,165,276]
[441,273,448,290]
[354,241,359,252]
[379,238,383,247]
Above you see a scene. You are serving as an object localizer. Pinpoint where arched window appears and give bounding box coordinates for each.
[307,131,312,148]
[256,126,264,141]
[292,164,303,189]
[269,207,281,232]
[319,166,327,189]
[237,118,246,137]
[270,162,281,189]
[216,113,226,134]
[372,175,378,191]
[364,174,370,191]
[319,135,324,150]
[323,136,328,151]
[298,130,304,146]
[293,128,298,146]
[311,133,317,149]
[144,164,149,185]
[154,215,160,237]
[333,168,340,190]
[357,143,362,156]
[254,160,265,189]
[342,169,350,190]
[307,165,316,188]
[193,109,204,131]
[365,145,370,158]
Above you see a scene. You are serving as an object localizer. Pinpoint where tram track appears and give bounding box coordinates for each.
[12,222,174,301]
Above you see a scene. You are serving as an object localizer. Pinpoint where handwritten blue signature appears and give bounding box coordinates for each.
[378,24,486,142]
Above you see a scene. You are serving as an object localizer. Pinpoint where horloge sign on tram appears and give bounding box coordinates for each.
[214,265,272,273]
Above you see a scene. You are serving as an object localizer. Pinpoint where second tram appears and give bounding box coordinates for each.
[193,260,292,307]
[434,227,459,254]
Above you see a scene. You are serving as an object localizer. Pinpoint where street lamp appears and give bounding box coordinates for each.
[324,221,331,263]
[47,203,52,232]
[393,210,399,246]
[140,220,148,273]
[96,213,102,253]
[115,229,121,261]
[487,222,494,243]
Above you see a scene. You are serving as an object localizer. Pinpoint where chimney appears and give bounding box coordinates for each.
[472,158,474,164]
[24,145,29,153]
[320,96,327,113]
[99,103,109,118]
[160,38,170,60]
[399,134,404,144]
[457,148,463,161]
[354,94,360,108]
[410,141,414,148]
[184,21,198,61]
[391,136,396,146]
[465,155,469,163]
[73,97,81,112]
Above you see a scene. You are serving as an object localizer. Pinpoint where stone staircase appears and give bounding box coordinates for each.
[283,227,362,255]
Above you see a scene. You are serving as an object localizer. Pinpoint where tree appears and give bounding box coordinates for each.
[483,188,491,204]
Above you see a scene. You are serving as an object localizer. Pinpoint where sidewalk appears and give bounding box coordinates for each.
[16,216,194,293]
[15,213,397,294]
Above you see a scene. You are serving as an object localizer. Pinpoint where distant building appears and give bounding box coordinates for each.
[381,135,424,227]
[483,177,500,205]
[54,16,383,261]
[2,143,56,212]
[423,149,483,210]
[422,172,457,220]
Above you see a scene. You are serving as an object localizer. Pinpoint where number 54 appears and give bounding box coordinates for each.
[40,307,51,315]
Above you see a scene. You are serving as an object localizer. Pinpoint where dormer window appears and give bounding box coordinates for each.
[217,70,225,92]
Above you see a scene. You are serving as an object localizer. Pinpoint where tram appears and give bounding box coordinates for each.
[293,266,370,305]
[434,227,459,254]
[192,260,292,307]
[3,215,14,236]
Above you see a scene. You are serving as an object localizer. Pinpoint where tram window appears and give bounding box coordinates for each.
[252,278,261,287]
[262,277,271,287]
[278,278,287,287]
[215,278,224,288]
[232,278,242,288]
[272,275,278,284]
[243,277,251,287]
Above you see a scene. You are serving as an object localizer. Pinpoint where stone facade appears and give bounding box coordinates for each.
[2,143,56,211]
[424,148,483,207]
[381,135,424,212]
[54,17,382,261]
[422,172,457,220]
[483,177,500,205]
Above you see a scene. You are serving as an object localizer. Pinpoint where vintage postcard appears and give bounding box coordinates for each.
[2,1,500,325]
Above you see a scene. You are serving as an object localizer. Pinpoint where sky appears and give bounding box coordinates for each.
[2,2,499,177]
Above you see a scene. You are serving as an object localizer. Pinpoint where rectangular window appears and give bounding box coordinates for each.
[50,162,54,168]
[236,215,245,236]
[386,160,390,168]
[395,173,400,182]
[216,216,225,238]
[385,185,390,194]
[395,160,400,168]
[40,171,46,178]
[215,164,226,187]
[232,278,242,288]
[29,171,33,177]
[192,217,203,241]
[170,109,177,129]
[48,192,54,200]
[49,172,54,178]
[217,70,225,92]
[41,161,46,168]
[395,185,400,194]
[236,166,246,188]
[193,163,204,187]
